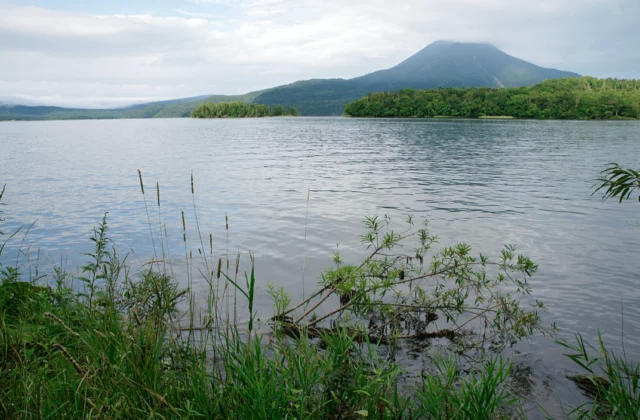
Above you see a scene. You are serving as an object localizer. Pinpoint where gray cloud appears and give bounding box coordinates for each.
[0,0,638,107]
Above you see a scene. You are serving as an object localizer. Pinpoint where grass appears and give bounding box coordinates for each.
[1,176,638,419]
[557,332,640,419]
[0,254,526,419]
[0,285,530,418]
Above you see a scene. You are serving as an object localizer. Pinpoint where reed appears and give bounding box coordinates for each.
[302,187,310,299]
[0,184,6,236]
[137,169,157,261]
[557,331,640,418]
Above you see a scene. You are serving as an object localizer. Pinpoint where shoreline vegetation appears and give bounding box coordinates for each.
[1,171,639,419]
[343,77,640,120]
[190,101,299,118]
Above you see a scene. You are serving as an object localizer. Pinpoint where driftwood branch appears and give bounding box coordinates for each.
[278,323,460,345]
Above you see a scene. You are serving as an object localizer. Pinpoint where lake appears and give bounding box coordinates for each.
[1,117,639,416]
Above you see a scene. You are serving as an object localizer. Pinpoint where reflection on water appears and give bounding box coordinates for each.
[1,117,639,417]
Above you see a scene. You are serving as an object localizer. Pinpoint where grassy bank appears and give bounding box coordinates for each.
[1,178,638,419]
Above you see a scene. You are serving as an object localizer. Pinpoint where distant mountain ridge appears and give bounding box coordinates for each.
[253,41,580,115]
[0,41,580,120]
[120,94,213,110]
[0,91,265,120]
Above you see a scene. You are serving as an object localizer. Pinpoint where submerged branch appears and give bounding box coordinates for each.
[278,323,461,345]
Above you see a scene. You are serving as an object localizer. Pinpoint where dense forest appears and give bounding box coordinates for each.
[190,101,299,118]
[343,77,640,120]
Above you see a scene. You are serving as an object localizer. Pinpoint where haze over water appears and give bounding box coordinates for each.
[1,117,639,415]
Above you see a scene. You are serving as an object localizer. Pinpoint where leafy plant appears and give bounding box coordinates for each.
[558,332,640,418]
[593,163,640,203]
[277,215,545,355]
[0,185,24,277]
[222,254,257,339]
[77,213,112,311]
[415,354,522,419]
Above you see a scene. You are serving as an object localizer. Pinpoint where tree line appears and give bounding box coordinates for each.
[343,77,640,120]
[191,101,299,118]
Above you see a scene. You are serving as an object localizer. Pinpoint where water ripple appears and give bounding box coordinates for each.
[1,117,640,416]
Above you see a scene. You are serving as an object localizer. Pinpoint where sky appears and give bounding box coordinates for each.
[0,0,638,108]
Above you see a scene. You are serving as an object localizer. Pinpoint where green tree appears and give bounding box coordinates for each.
[272,105,285,116]
[190,102,296,119]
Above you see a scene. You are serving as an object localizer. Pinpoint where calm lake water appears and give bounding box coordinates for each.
[1,117,639,416]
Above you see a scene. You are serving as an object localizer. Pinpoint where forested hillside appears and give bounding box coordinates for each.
[344,77,640,119]
[254,41,579,115]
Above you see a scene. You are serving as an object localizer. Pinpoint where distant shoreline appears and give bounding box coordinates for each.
[3,115,640,123]
[342,115,639,122]
[344,77,640,121]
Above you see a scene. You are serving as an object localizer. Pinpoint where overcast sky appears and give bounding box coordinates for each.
[0,0,638,108]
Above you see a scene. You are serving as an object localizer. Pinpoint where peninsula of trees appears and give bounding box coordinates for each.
[343,77,640,120]
[191,101,299,118]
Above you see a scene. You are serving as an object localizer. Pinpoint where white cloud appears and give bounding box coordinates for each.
[187,0,243,4]
[0,0,637,107]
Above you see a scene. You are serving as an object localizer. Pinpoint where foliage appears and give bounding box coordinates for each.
[557,332,640,419]
[190,101,299,118]
[0,184,19,274]
[593,163,640,203]
[4,165,639,420]
[277,215,545,356]
[0,216,531,419]
[8,171,637,418]
[222,255,256,337]
[77,213,112,311]
[344,77,640,120]
[0,182,546,420]
[415,354,521,419]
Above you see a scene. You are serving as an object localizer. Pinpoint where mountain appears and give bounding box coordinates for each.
[120,94,213,110]
[253,41,580,115]
[353,41,578,88]
[0,41,579,120]
[0,91,265,121]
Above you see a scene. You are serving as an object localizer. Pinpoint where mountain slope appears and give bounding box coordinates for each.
[253,41,580,115]
[1,41,580,120]
[352,41,578,88]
